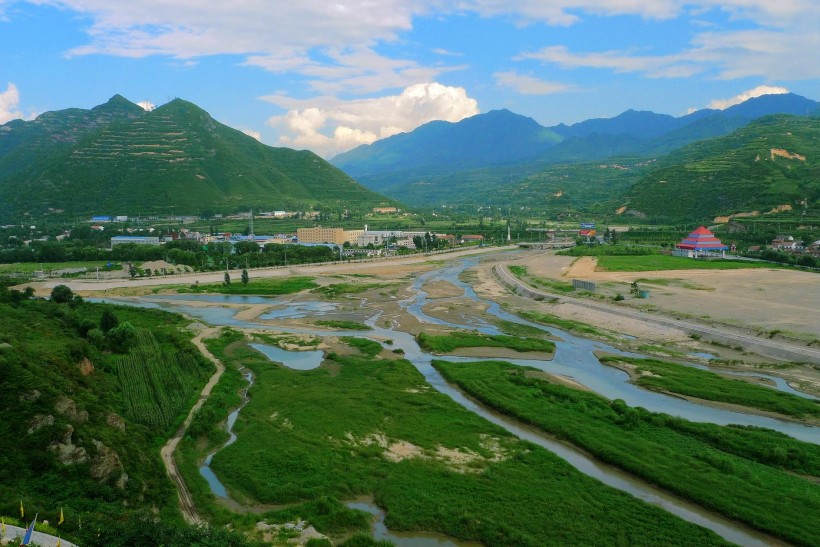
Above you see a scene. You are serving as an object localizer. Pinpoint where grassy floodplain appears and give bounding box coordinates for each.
[177,276,318,295]
[314,319,373,330]
[433,359,820,546]
[417,331,555,354]
[599,355,820,420]
[595,254,778,272]
[176,330,730,545]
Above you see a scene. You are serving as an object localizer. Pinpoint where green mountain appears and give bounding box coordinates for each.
[332,93,819,213]
[624,115,820,222]
[0,96,392,219]
[332,109,562,192]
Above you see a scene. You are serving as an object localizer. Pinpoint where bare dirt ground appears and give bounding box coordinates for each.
[521,253,820,340]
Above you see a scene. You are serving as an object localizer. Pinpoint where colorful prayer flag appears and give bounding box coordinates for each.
[58,507,64,526]
[57,537,62,547]
[20,514,37,545]
[19,499,24,519]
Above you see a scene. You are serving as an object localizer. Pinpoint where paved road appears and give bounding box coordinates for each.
[26,246,508,293]
[1,524,77,547]
[494,264,820,365]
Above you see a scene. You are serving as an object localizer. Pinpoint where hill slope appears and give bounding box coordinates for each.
[0,96,392,219]
[0,285,217,540]
[331,93,819,210]
[625,115,820,221]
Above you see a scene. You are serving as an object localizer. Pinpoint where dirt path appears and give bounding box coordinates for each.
[160,327,226,525]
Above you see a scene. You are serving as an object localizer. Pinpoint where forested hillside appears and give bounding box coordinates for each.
[0,284,246,545]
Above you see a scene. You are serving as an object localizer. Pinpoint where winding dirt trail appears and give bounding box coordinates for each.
[160,327,225,524]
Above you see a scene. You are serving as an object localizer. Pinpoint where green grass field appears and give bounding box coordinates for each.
[433,359,820,546]
[177,276,317,295]
[599,356,820,420]
[0,260,118,274]
[417,331,554,354]
[314,319,372,330]
[175,330,729,545]
[595,254,777,272]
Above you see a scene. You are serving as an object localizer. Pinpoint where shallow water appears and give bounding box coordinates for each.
[92,257,815,545]
[345,501,476,547]
[199,370,254,498]
[249,343,324,370]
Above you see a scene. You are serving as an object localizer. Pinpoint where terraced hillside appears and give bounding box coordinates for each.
[624,115,820,222]
[0,96,392,218]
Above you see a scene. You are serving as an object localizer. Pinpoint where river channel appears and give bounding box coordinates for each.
[94,255,816,545]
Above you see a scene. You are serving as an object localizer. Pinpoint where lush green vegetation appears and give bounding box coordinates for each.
[559,245,655,257]
[433,359,820,545]
[179,276,318,295]
[596,254,775,272]
[492,318,549,337]
[314,320,372,330]
[0,284,229,546]
[0,96,393,219]
[312,282,396,298]
[511,309,607,338]
[175,330,729,545]
[117,329,209,429]
[507,265,575,293]
[599,356,820,420]
[417,331,554,354]
[340,337,383,357]
[627,115,820,222]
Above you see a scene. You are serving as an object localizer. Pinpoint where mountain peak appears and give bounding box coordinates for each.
[92,94,143,114]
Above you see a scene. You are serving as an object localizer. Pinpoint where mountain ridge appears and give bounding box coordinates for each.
[0,95,392,219]
[331,93,820,206]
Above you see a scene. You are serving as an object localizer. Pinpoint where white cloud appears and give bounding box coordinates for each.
[242,129,261,141]
[137,100,155,111]
[493,71,575,95]
[0,83,24,123]
[265,82,479,158]
[705,85,789,110]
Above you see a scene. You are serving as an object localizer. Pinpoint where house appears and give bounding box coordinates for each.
[771,235,800,251]
[673,226,728,258]
[460,234,484,244]
[372,207,398,214]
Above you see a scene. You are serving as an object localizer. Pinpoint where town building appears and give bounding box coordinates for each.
[110,236,160,249]
[673,226,728,257]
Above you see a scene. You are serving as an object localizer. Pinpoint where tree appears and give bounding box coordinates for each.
[224,271,231,286]
[50,284,74,303]
[100,308,119,333]
[630,281,640,297]
[241,268,249,285]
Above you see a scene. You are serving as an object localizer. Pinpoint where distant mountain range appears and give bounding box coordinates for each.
[331,93,820,221]
[0,96,391,219]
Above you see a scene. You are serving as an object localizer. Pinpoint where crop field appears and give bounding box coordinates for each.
[433,359,820,546]
[175,333,729,545]
[599,356,820,420]
[117,329,210,429]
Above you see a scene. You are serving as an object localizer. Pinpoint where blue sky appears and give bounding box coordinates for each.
[1,1,819,158]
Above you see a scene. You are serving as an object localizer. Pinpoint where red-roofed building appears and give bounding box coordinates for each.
[674,226,728,258]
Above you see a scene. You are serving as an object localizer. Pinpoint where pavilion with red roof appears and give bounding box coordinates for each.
[674,226,728,258]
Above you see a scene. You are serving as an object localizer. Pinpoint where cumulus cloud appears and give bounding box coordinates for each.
[241,129,262,141]
[137,100,155,111]
[265,82,479,158]
[0,83,24,124]
[493,71,575,95]
[705,85,789,110]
